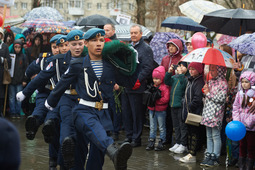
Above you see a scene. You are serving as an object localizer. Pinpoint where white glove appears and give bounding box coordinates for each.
[45,100,53,111]
[16,91,26,102]
[1,57,4,63]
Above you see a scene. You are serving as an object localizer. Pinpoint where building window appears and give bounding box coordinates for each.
[59,3,63,9]
[97,3,101,10]
[69,0,74,7]
[14,2,17,9]
[107,3,111,9]
[117,2,121,9]
[87,3,91,10]
[21,3,27,9]
[75,1,81,8]
[129,3,134,10]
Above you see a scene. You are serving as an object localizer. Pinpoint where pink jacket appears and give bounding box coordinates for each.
[148,66,170,111]
[160,39,183,73]
[233,71,255,131]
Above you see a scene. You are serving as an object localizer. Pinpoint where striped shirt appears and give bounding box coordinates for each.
[91,60,103,79]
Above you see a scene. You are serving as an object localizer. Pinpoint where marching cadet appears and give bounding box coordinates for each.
[20,34,62,170]
[17,30,84,170]
[45,28,138,170]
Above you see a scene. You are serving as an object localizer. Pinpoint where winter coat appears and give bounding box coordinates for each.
[148,66,170,111]
[164,71,190,108]
[0,42,11,98]
[201,66,228,129]
[232,71,255,131]
[182,74,205,122]
[160,39,183,73]
[125,38,154,93]
[10,40,28,85]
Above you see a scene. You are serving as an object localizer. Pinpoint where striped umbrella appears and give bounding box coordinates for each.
[115,24,152,41]
[21,19,64,28]
[36,25,73,34]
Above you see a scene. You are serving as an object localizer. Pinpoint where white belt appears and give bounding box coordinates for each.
[79,99,108,110]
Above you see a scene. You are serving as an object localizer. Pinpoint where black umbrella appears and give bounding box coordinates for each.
[200,8,255,36]
[76,14,118,26]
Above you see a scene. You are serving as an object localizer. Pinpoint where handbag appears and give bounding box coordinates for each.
[184,85,202,126]
[2,58,11,85]
[142,85,161,107]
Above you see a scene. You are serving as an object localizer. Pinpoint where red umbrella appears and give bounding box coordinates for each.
[181,47,234,68]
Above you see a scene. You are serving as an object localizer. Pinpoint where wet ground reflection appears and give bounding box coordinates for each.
[9,117,235,170]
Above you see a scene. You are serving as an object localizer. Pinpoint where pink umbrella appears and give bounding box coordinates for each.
[216,34,236,46]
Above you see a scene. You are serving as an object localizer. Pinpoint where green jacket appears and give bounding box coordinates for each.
[164,71,189,108]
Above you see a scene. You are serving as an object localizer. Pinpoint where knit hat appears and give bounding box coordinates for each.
[152,66,165,82]
[188,62,204,74]
[0,118,20,170]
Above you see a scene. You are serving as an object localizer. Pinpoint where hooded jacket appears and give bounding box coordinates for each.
[165,68,190,108]
[233,71,255,131]
[148,66,170,111]
[10,39,28,85]
[9,34,26,54]
[201,66,228,129]
[160,39,183,73]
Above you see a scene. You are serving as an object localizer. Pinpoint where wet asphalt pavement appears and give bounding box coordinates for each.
[8,117,237,170]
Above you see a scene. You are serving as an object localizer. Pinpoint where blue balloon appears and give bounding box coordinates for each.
[225,121,246,141]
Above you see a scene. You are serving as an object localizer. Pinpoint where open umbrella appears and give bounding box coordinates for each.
[76,14,118,26]
[179,0,225,23]
[23,7,64,21]
[21,19,64,28]
[181,47,234,68]
[161,16,210,32]
[36,25,73,34]
[216,34,236,46]
[200,8,255,36]
[150,32,187,65]
[228,33,255,56]
[115,24,152,41]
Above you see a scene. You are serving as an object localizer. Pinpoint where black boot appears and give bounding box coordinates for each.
[49,157,57,170]
[145,138,155,151]
[25,115,40,140]
[42,119,58,143]
[61,137,75,170]
[154,139,165,151]
[238,157,246,170]
[106,142,133,170]
[246,158,254,170]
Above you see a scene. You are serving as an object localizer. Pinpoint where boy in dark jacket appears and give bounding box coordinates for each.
[9,39,28,118]
[165,61,189,154]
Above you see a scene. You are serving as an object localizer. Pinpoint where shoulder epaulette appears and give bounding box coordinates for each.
[39,52,52,58]
[70,57,83,65]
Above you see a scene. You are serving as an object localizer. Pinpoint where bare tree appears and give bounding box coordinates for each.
[136,0,146,25]
[32,0,41,9]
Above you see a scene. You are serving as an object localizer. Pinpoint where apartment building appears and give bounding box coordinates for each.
[10,0,136,21]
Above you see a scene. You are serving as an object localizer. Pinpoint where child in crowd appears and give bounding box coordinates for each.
[232,71,255,170]
[9,39,28,118]
[200,65,228,167]
[179,62,205,163]
[165,61,189,154]
[146,66,170,151]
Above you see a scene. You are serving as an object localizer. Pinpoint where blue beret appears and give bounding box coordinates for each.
[56,35,67,45]
[50,34,63,43]
[67,30,84,41]
[207,38,213,44]
[84,28,105,40]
